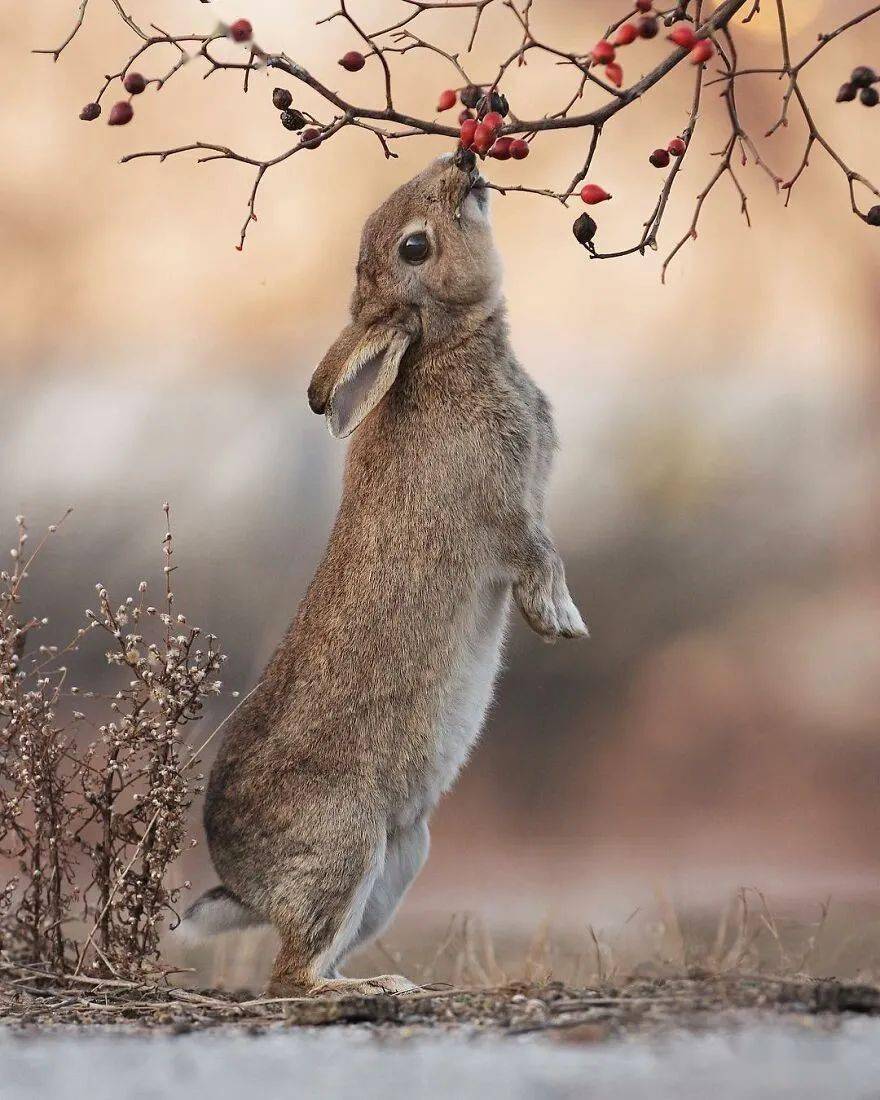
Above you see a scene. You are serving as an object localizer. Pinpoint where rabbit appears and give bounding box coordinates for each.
[181,153,587,998]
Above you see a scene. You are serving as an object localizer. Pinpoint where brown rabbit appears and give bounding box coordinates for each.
[181,154,587,997]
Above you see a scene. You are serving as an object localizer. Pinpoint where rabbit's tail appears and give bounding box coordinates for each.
[176,885,267,943]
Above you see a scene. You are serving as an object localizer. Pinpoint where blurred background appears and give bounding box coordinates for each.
[3,0,880,986]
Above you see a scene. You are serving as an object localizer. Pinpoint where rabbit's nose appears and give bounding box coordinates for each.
[308,383,327,415]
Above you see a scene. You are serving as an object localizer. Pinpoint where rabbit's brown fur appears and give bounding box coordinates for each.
[193,156,586,997]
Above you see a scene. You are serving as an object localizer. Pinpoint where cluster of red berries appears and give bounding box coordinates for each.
[649,136,687,168]
[585,4,712,90]
[666,24,715,64]
[79,70,146,125]
[836,66,879,108]
[449,88,529,160]
[81,19,254,126]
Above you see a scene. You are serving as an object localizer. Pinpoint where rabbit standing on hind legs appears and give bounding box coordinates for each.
[181,155,587,998]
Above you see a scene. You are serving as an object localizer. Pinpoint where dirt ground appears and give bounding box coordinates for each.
[1,966,879,1037]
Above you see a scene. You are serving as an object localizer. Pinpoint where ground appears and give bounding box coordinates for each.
[3,971,880,1098]
[2,967,879,1033]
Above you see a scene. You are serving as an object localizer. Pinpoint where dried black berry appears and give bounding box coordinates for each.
[573,213,597,247]
[860,86,879,107]
[460,85,483,109]
[836,83,857,103]
[866,205,880,226]
[477,91,509,118]
[273,87,293,110]
[281,108,307,131]
[453,145,477,173]
[79,102,101,121]
[637,15,659,39]
[851,66,878,89]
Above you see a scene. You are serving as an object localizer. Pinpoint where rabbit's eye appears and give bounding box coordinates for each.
[399,231,430,264]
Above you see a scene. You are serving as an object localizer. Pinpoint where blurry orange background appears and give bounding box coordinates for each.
[3,1,880,982]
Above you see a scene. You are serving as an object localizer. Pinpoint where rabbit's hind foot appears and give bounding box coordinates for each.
[309,974,420,999]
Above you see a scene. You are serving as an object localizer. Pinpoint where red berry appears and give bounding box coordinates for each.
[482,111,504,133]
[635,0,653,11]
[437,89,457,112]
[339,50,366,72]
[123,72,146,95]
[79,102,101,121]
[667,137,687,156]
[107,101,133,126]
[580,184,611,204]
[229,18,253,42]
[489,137,512,160]
[592,40,616,65]
[460,118,478,147]
[472,123,494,155]
[301,127,322,149]
[604,62,624,88]
[613,23,638,47]
[668,25,698,49]
[689,39,714,64]
[649,148,670,168]
[509,138,529,160]
[458,108,474,123]
[637,15,659,38]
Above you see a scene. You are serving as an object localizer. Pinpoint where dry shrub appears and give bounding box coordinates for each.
[0,506,227,978]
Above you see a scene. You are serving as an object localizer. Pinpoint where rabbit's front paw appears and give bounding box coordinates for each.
[514,560,588,642]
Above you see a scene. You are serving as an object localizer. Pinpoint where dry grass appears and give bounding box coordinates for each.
[1,509,230,979]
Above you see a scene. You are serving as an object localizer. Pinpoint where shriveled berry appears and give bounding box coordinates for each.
[229,19,253,42]
[460,85,483,109]
[108,101,133,126]
[866,205,880,226]
[460,118,478,147]
[482,111,504,134]
[836,83,857,103]
[637,15,659,38]
[689,39,714,64]
[281,108,307,131]
[472,123,494,155]
[489,137,512,160]
[580,184,611,204]
[667,137,687,156]
[273,87,293,110]
[458,108,474,123]
[79,102,101,121]
[649,148,670,168]
[605,62,623,88]
[301,127,322,148]
[123,72,146,95]
[668,25,697,49]
[454,145,477,172]
[573,213,597,246]
[613,23,638,47]
[509,138,530,160]
[339,50,366,72]
[851,66,878,88]
[635,0,653,11]
[437,89,457,112]
[592,40,616,65]
[861,86,879,107]
[477,90,509,118]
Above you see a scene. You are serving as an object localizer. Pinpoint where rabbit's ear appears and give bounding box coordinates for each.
[324,326,411,438]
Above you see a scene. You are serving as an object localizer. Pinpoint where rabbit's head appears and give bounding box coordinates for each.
[309,155,500,437]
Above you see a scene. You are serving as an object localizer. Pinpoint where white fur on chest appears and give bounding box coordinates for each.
[399,580,510,827]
